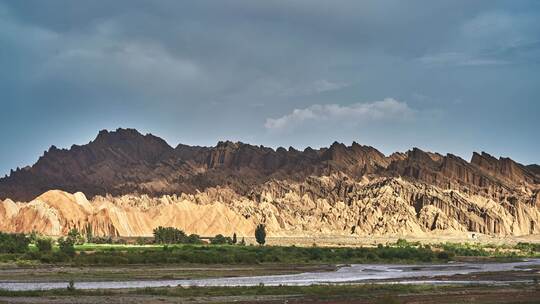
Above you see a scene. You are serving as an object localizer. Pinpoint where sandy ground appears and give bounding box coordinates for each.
[242,234,540,247]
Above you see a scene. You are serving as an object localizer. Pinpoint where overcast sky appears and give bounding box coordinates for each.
[1,1,539,176]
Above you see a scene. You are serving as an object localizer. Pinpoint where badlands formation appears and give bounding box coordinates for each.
[1,128,539,238]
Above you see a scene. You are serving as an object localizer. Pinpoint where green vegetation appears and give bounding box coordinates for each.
[90,236,123,244]
[0,230,538,267]
[441,242,490,256]
[84,224,93,243]
[255,223,266,245]
[58,237,76,257]
[153,226,203,244]
[36,238,53,253]
[0,283,444,298]
[67,228,85,245]
[135,283,440,298]
[210,234,233,245]
[0,232,30,253]
[515,242,540,253]
[0,288,114,297]
[1,242,452,266]
[0,283,535,304]
[80,243,447,265]
[28,231,39,244]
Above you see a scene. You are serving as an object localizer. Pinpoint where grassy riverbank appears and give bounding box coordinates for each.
[1,239,538,267]
[0,239,539,303]
[0,283,539,304]
[2,243,451,266]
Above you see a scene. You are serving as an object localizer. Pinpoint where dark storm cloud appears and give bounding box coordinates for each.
[1,1,539,176]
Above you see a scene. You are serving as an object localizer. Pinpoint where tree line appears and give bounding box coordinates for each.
[152,224,266,246]
[0,224,267,253]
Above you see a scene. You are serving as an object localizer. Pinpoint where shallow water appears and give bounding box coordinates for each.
[1,259,538,291]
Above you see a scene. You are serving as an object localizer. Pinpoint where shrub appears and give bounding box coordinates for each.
[185,234,204,244]
[67,280,75,291]
[136,237,147,246]
[441,243,488,257]
[436,251,451,260]
[210,234,232,245]
[91,236,113,244]
[36,238,53,253]
[515,242,540,252]
[395,239,409,248]
[113,238,127,245]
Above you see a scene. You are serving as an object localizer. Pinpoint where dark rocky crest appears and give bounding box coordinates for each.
[0,128,538,204]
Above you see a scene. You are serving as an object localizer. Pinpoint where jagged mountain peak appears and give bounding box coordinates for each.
[93,128,171,148]
[0,128,538,202]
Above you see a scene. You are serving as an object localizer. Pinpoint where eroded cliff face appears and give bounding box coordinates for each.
[1,175,538,237]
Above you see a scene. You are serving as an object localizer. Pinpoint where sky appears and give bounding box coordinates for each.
[1,1,539,176]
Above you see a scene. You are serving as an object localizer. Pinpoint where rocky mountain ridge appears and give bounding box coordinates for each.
[0,128,538,237]
[2,128,538,202]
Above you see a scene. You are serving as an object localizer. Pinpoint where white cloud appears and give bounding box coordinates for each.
[265,98,414,131]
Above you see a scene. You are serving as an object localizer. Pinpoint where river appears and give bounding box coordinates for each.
[1,259,538,291]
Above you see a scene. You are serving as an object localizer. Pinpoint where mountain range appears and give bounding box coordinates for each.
[0,128,539,238]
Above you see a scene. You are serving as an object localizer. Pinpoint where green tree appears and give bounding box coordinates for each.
[85,224,93,243]
[239,237,246,246]
[232,233,237,244]
[255,224,266,245]
[153,226,188,244]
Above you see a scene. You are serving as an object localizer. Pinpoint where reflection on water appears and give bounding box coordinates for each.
[1,259,538,291]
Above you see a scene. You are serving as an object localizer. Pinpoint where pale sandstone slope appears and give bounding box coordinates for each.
[1,175,538,238]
